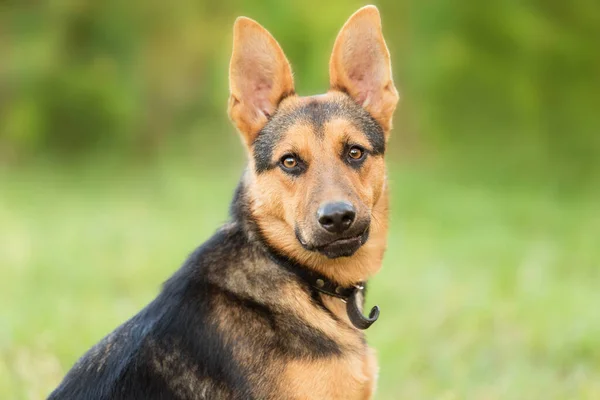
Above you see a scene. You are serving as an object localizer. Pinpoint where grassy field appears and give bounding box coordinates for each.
[1,153,599,399]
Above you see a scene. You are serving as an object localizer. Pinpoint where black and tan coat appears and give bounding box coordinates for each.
[49,5,399,400]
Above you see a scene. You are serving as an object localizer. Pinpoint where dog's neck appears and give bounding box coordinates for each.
[262,243,380,329]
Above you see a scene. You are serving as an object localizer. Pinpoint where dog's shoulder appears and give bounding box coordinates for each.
[49,225,255,399]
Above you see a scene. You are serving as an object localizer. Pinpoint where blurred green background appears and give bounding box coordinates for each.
[1,1,599,399]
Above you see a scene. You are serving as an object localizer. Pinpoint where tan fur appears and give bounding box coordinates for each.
[330,6,399,133]
[281,349,378,400]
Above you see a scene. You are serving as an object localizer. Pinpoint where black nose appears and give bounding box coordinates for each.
[317,201,356,233]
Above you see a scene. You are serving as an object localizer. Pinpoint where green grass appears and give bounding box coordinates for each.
[1,154,599,399]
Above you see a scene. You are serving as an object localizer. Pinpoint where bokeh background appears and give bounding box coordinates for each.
[1,1,599,399]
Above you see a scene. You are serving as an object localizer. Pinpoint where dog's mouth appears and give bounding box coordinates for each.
[296,228,370,259]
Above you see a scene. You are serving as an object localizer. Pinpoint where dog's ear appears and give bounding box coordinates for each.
[228,17,295,145]
[329,6,399,134]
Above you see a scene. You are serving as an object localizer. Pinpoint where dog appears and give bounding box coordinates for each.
[49,5,398,399]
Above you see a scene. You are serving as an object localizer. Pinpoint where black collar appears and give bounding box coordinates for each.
[264,246,380,330]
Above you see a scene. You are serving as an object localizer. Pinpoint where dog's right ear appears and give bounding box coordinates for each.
[228,17,295,146]
[329,6,398,134]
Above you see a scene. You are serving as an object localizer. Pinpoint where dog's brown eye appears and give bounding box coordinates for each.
[348,147,363,160]
[282,156,297,169]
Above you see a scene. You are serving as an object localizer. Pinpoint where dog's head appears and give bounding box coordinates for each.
[228,6,398,283]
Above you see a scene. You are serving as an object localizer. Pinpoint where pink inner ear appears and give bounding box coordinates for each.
[356,91,370,106]
[343,41,386,106]
[348,72,368,104]
[253,80,274,117]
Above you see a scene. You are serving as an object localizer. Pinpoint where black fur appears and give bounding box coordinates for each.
[49,183,344,400]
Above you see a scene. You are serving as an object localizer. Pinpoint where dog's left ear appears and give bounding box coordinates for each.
[329,5,399,134]
[229,17,295,145]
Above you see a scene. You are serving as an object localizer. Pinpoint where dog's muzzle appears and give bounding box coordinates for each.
[296,225,370,259]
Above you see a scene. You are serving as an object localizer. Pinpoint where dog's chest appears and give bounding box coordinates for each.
[278,345,378,400]
[272,295,378,400]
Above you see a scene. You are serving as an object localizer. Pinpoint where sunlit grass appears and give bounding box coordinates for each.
[1,154,599,399]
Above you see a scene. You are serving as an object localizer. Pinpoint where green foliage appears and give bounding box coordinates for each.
[2,1,599,175]
[404,0,600,179]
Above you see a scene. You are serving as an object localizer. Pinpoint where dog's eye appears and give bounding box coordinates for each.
[281,155,297,169]
[348,146,364,160]
[279,154,306,176]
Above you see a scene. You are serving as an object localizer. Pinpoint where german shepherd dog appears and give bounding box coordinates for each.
[49,5,398,399]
